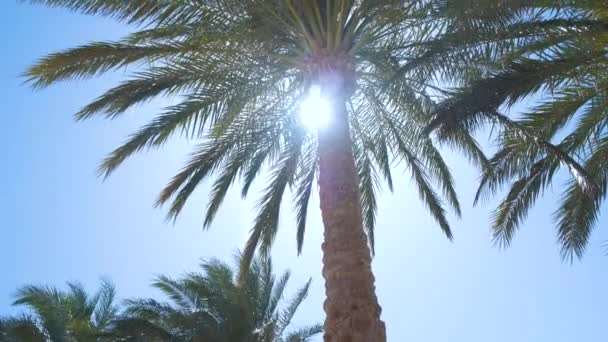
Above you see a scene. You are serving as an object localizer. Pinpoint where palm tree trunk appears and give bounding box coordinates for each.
[317,73,386,342]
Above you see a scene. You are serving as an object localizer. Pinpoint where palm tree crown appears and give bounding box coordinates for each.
[22,0,492,257]
[428,1,608,260]
[107,254,321,342]
[0,280,118,341]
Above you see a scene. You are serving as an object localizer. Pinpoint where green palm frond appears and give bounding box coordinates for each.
[0,315,45,342]
[121,298,176,322]
[243,133,304,269]
[13,285,70,341]
[400,143,453,240]
[491,156,560,248]
[427,1,608,258]
[266,271,290,322]
[254,258,276,324]
[292,140,317,255]
[428,52,604,135]
[354,138,380,254]
[282,324,324,342]
[23,0,222,26]
[555,180,598,262]
[75,60,204,120]
[26,41,190,89]
[103,314,175,341]
[276,279,312,338]
[2,280,119,341]
[555,136,608,261]
[421,142,461,217]
[153,275,200,311]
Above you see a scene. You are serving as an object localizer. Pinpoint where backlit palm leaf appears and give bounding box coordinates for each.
[428,2,608,259]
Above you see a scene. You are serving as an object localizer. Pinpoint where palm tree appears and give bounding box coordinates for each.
[0,280,118,341]
[426,2,608,260]
[106,254,321,342]
[23,1,508,340]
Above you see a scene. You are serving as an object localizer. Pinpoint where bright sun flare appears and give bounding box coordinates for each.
[299,85,331,130]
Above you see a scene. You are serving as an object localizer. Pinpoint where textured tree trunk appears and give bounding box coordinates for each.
[317,72,386,342]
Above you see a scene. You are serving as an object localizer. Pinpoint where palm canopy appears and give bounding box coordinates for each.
[106,254,321,342]
[22,0,525,259]
[0,280,118,341]
[427,1,608,260]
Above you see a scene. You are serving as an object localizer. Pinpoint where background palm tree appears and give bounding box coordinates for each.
[0,280,118,341]
[106,254,321,342]
[427,1,608,260]
[22,1,519,340]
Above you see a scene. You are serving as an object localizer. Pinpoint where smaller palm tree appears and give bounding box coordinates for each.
[107,253,321,342]
[0,280,118,341]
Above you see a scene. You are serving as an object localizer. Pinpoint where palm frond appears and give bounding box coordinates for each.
[26,42,185,88]
[292,140,317,255]
[277,279,311,337]
[5,280,120,341]
[0,315,45,342]
[242,130,304,273]
[152,276,199,311]
[92,279,118,330]
[426,0,608,258]
[555,137,608,260]
[282,324,324,342]
[491,156,560,247]
[23,0,223,26]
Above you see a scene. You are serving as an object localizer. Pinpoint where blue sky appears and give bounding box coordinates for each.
[2,3,608,341]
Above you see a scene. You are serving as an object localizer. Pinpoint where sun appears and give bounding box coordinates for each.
[299,85,331,130]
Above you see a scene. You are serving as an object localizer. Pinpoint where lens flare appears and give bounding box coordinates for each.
[299,85,331,130]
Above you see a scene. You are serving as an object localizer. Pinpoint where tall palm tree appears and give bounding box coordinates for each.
[106,254,321,342]
[427,1,608,260]
[23,1,509,340]
[0,280,118,341]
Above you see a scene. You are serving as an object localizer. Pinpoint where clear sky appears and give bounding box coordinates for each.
[2,3,607,341]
